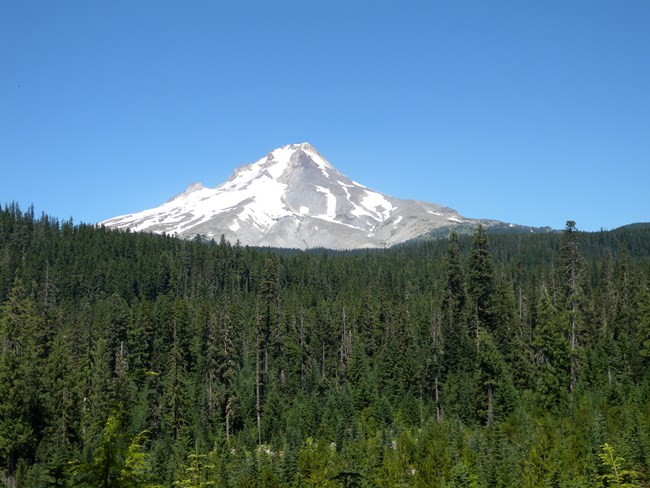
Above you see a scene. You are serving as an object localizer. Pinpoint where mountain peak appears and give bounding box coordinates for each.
[268,142,321,161]
[101,144,507,249]
[234,143,334,183]
[280,142,315,151]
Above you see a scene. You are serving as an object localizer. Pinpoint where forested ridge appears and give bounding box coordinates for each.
[1,203,650,487]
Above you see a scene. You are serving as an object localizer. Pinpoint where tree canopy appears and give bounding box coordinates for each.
[1,204,649,487]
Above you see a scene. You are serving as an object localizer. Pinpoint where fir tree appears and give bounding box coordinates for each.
[561,220,583,394]
[467,225,496,339]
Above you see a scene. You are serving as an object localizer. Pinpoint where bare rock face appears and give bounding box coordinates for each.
[101,143,504,249]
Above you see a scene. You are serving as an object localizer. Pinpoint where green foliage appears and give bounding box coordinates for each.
[1,204,650,485]
[533,285,571,410]
[67,413,160,487]
[597,443,643,487]
[297,437,339,487]
[173,450,218,487]
[467,225,496,334]
[0,277,41,486]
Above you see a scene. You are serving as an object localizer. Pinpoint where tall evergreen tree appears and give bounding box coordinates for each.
[467,225,496,339]
[260,258,281,377]
[477,330,506,425]
[533,283,571,410]
[442,231,472,374]
[217,305,238,443]
[561,220,583,394]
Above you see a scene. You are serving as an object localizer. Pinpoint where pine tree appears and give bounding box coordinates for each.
[82,337,115,451]
[260,257,281,377]
[217,305,238,444]
[173,448,218,488]
[347,339,375,413]
[467,225,496,339]
[477,330,505,425]
[429,306,444,422]
[42,328,79,461]
[561,220,583,394]
[68,412,160,488]
[533,283,570,410]
[203,310,221,439]
[442,231,472,374]
[597,443,642,488]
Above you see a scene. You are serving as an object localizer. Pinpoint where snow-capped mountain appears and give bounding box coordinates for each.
[101,143,505,249]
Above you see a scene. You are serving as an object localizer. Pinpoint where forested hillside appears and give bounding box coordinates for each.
[1,203,649,487]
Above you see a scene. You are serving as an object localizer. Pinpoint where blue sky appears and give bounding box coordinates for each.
[2,0,649,232]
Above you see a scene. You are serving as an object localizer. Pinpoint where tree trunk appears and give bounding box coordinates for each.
[256,332,262,445]
[475,302,480,350]
[432,308,443,422]
[5,452,16,488]
[435,373,443,422]
[300,309,305,389]
[487,384,494,425]
[225,397,232,445]
[570,297,577,394]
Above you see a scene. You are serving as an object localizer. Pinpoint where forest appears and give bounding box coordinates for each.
[1,203,649,487]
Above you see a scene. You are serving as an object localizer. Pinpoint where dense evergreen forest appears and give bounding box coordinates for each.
[1,203,650,487]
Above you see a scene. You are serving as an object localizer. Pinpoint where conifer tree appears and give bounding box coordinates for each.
[161,300,192,443]
[68,413,160,488]
[442,231,471,373]
[467,225,496,339]
[561,220,583,394]
[597,443,642,488]
[43,328,79,457]
[533,283,570,409]
[429,307,444,421]
[218,306,238,443]
[173,449,218,488]
[203,310,220,437]
[477,330,504,425]
[260,257,281,376]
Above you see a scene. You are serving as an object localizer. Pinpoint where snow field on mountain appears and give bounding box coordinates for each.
[101,142,503,249]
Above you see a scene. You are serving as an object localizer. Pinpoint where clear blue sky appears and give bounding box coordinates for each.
[2,0,649,232]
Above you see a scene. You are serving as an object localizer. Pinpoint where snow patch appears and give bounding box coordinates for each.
[359,190,393,220]
[265,146,293,179]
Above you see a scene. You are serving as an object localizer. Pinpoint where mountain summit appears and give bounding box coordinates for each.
[101,143,505,249]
